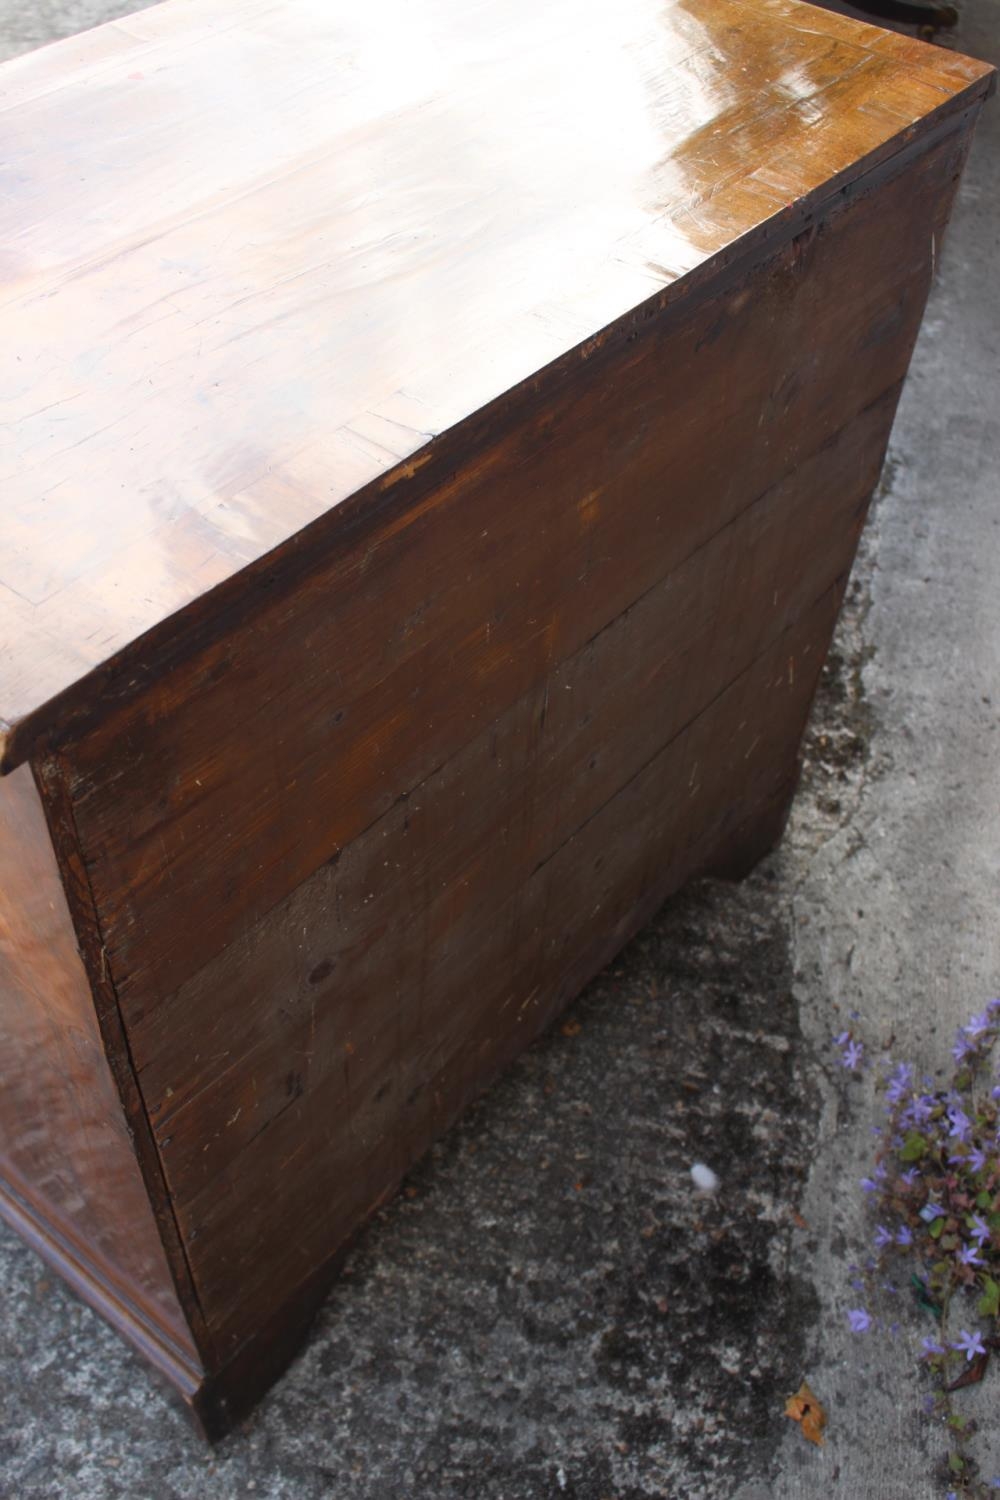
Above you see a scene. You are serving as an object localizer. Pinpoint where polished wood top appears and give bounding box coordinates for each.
[0,0,992,770]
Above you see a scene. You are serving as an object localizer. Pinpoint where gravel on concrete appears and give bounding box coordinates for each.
[0,2,997,1496]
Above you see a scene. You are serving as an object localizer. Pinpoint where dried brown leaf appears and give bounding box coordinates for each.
[947,1351,989,1392]
[784,1380,827,1447]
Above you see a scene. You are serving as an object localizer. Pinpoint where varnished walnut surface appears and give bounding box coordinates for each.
[0,0,991,764]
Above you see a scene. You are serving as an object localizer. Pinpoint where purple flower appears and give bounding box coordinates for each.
[953,1030,974,1064]
[958,1243,984,1267]
[920,1202,944,1224]
[948,1147,985,1171]
[900,1094,936,1130]
[970,1213,992,1245]
[952,1328,987,1362]
[860,1177,880,1194]
[834,1031,850,1047]
[967,1009,993,1039]
[847,1308,871,1333]
[886,1062,914,1104]
[874,1225,893,1250]
[896,1225,913,1247]
[842,1040,864,1071]
[948,1105,972,1143]
[900,1168,920,1186]
[921,1336,945,1356]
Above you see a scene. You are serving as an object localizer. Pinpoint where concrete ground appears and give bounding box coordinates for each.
[0,2,998,1496]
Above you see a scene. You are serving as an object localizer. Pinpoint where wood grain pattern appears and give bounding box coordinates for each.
[0,762,196,1367]
[0,0,992,770]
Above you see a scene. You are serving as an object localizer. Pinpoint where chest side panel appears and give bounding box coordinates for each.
[57,119,972,1345]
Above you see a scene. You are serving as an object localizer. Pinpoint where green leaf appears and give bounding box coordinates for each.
[948,1451,966,1475]
[977,1190,992,1209]
[911,1274,942,1318]
[900,1131,928,1162]
[979,1277,1000,1319]
[930,1218,945,1239]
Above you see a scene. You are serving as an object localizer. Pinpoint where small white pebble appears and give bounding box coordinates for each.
[556,1468,568,1491]
[690,1162,719,1193]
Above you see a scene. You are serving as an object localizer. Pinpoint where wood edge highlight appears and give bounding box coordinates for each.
[0,719,14,777]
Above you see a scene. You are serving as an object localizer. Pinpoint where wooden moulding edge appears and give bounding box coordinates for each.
[0,1170,206,1407]
[0,72,992,779]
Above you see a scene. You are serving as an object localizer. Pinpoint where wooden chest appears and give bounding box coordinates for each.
[0,0,992,1437]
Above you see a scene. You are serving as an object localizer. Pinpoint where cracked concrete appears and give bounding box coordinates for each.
[0,2,998,1497]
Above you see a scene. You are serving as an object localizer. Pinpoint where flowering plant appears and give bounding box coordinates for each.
[838,1003,1000,1496]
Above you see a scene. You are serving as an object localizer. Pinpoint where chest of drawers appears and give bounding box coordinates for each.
[0,0,992,1435]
